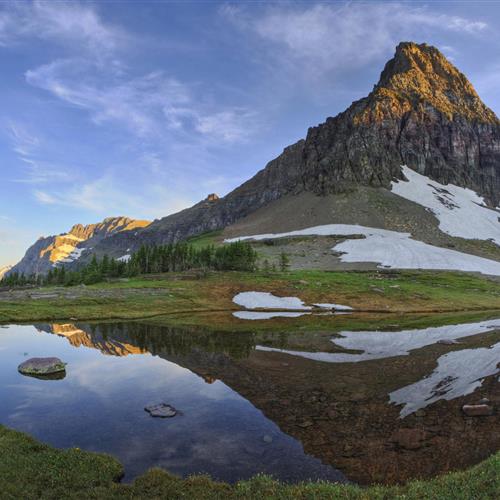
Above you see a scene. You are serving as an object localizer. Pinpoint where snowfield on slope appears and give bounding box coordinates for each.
[392,165,500,245]
[256,319,500,363]
[226,225,500,276]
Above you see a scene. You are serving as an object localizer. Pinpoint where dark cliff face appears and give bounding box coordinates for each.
[95,42,500,258]
[300,42,500,204]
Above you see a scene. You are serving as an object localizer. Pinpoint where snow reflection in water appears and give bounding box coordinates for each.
[390,341,500,417]
[256,319,500,362]
[256,319,500,416]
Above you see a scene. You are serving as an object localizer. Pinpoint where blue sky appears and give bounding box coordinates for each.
[1,0,500,267]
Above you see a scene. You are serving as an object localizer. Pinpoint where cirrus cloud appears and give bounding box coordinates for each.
[221,2,488,78]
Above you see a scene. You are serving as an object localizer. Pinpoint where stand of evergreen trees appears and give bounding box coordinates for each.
[1,241,258,288]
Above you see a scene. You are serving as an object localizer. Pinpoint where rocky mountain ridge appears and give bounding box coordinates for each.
[9,217,150,276]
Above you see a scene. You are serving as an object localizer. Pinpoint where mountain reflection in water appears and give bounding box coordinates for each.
[0,315,499,485]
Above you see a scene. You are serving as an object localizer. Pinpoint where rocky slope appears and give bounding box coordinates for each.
[9,217,150,276]
[88,42,499,261]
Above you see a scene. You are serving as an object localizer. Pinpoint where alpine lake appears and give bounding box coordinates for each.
[1,311,499,486]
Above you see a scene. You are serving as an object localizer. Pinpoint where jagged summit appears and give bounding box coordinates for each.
[363,42,498,124]
[68,217,150,241]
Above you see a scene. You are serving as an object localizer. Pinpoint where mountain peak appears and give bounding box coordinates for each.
[362,42,498,124]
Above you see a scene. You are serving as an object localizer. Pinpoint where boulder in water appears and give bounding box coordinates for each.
[18,357,67,378]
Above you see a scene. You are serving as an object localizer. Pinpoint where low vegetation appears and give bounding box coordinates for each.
[1,425,498,499]
[1,241,258,287]
[0,269,499,324]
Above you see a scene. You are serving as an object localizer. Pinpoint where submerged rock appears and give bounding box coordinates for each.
[462,404,493,417]
[18,357,66,378]
[144,403,177,418]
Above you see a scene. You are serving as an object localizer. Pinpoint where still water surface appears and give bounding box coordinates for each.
[0,323,345,483]
[0,316,499,484]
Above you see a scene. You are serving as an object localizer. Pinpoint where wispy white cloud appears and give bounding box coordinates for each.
[0,0,126,55]
[33,175,139,213]
[222,2,488,78]
[34,190,57,204]
[195,109,258,142]
[7,122,40,157]
[26,58,260,143]
[26,59,190,138]
[5,121,74,184]
[32,173,194,221]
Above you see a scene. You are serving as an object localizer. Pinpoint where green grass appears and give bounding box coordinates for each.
[185,229,224,249]
[1,425,498,499]
[1,269,499,324]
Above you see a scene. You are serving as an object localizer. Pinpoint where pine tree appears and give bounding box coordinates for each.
[279,251,290,272]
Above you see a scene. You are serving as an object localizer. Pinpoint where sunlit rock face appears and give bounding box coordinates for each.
[36,323,148,357]
[0,265,12,280]
[9,217,150,277]
[88,42,500,259]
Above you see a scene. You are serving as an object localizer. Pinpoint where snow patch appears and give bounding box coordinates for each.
[233,311,309,320]
[117,254,131,263]
[69,247,85,260]
[392,166,500,245]
[256,319,500,363]
[233,291,312,310]
[390,341,500,417]
[59,247,86,263]
[226,224,500,276]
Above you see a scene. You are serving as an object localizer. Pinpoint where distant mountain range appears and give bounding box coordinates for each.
[9,42,500,277]
[9,217,150,277]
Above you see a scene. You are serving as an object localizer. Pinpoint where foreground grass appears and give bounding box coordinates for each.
[1,425,498,499]
[0,269,499,324]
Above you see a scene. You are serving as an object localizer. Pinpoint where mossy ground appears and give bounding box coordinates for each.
[0,269,499,324]
[1,425,499,499]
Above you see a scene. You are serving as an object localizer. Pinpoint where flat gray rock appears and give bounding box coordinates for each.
[18,357,66,376]
[462,404,493,417]
[144,403,177,418]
